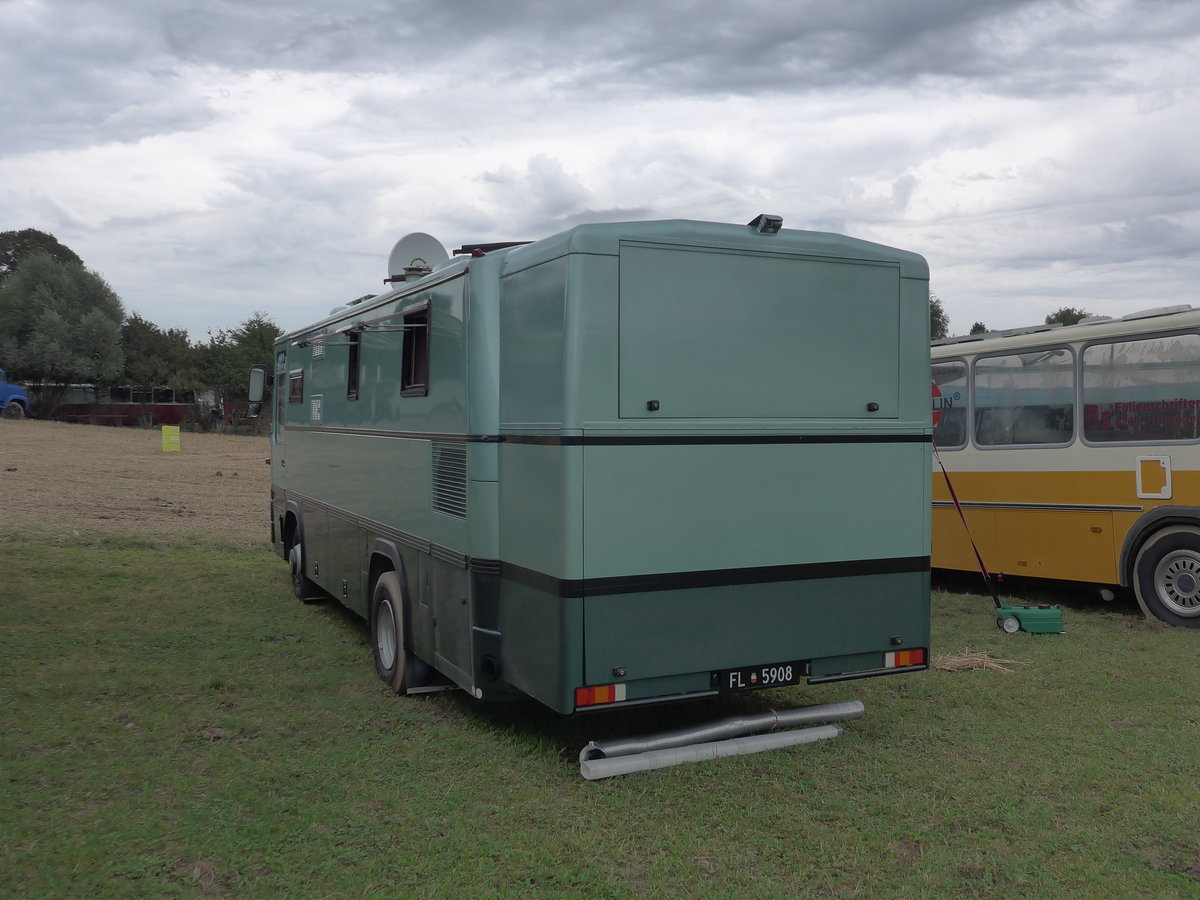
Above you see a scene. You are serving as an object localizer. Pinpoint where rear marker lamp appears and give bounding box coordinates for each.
[884,648,926,669]
[575,683,628,708]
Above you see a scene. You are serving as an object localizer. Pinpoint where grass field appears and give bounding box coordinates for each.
[2,423,1199,897]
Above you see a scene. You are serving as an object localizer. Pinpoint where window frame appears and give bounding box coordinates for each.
[346,331,361,401]
[400,300,431,398]
[288,368,305,404]
[931,356,969,450]
[1080,329,1200,447]
[970,345,1077,450]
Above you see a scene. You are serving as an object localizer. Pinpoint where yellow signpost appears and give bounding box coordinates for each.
[161,425,181,452]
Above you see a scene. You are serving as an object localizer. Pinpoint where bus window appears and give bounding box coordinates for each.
[1083,333,1200,443]
[401,302,430,397]
[932,359,967,448]
[288,369,305,403]
[974,348,1074,447]
[347,331,361,401]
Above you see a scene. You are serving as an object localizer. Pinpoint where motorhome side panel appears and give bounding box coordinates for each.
[496,254,585,581]
[493,254,588,710]
[271,271,475,675]
[463,261,503,564]
[497,255,568,429]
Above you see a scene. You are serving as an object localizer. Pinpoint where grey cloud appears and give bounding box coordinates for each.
[0,5,216,154]
[161,4,418,71]
[892,174,919,210]
[150,0,1200,98]
[527,207,656,239]
[1096,216,1198,263]
[479,155,590,221]
[7,0,1196,158]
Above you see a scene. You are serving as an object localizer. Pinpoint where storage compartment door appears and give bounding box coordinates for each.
[618,244,900,419]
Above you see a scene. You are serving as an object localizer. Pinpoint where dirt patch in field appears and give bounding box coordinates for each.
[0,420,271,549]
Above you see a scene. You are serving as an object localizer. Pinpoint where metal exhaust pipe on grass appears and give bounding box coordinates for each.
[579,700,864,780]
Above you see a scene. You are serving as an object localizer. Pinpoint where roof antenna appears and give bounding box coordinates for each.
[385,233,449,285]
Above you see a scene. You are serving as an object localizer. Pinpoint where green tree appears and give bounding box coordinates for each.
[122,313,194,422]
[969,321,989,335]
[200,312,281,398]
[183,312,280,431]
[0,252,125,416]
[0,229,83,287]
[1045,306,1091,327]
[122,313,193,388]
[929,291,949,341]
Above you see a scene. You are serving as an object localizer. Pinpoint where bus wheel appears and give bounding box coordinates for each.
[288,539,321,601]
[1133,526,1200,627]
[2,403,24,419]
[371,571,408,693]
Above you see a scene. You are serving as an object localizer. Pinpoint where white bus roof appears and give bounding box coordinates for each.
[932,304,1199,356]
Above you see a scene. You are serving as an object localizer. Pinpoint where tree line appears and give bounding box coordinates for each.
[929,292,1091,341]
[0,229,279,423]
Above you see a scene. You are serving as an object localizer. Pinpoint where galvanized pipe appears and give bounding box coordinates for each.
[580,724,844,780]
[578,700,864,780]
[580,700,863,762]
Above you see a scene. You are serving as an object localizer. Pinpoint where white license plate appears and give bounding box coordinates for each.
[715,661,803,691]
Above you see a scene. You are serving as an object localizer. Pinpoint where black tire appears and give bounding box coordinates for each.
[371,571,408,693]
[287,536,322,601]
[2,403,25,420]
[1133,526,1200,627]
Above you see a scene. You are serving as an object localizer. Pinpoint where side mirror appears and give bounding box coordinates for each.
[247,364,268,419]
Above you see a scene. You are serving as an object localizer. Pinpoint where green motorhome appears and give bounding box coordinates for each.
[255,216,932,714]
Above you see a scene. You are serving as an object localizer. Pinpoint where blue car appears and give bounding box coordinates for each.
[0,368,29,419]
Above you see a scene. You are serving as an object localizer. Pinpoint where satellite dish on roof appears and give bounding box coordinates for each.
[386,233,449,286]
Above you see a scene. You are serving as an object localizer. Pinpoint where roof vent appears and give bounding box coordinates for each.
[1121,304,1192,322]
[1000,323,1061,338]
[747,214,783,235]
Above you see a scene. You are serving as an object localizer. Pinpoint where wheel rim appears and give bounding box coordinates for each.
[1153,549,1200,617]
[376,599,398,671]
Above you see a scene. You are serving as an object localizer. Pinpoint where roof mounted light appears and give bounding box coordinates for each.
[748,214,783,235]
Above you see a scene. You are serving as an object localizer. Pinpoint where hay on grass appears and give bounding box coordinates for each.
[933,650,1025,673]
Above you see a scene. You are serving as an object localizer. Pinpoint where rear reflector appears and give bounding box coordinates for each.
[884,649,926,668]
[575,683,628,708]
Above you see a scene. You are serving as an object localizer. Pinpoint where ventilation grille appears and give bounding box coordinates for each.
[431,442,467,518]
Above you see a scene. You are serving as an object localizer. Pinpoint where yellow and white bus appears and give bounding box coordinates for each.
[931,305,1200,627]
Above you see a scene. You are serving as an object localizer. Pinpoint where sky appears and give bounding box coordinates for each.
[2,0,1198,341]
